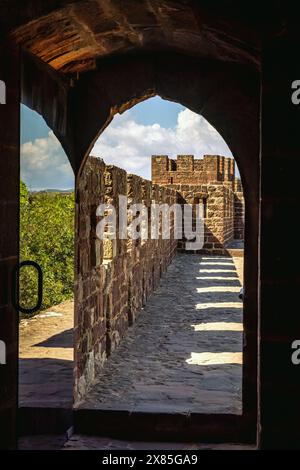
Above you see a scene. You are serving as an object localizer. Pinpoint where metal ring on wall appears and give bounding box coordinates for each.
[12,261,43,314]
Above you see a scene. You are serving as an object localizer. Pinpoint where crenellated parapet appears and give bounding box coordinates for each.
[152,154,235,186]
[151,153,244,253]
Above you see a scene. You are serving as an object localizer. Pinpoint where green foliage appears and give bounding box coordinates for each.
[19,183,74,317]
[20,180,28,207]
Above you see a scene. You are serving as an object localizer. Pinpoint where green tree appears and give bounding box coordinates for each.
[20,180,28,207]
[19,190,74,317]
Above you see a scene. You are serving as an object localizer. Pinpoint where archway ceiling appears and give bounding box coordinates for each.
[7,0,263,75]
[3,0,261,187]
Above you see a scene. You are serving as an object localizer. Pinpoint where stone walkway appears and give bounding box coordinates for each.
[19,300,74,408]
[78,254,243,415]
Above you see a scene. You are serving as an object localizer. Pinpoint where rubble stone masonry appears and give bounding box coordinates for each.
[75,157,177,402]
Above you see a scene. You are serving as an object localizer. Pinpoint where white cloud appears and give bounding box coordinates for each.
[90,108,232,179]
[21,107,233,190]
[21,131,74,190]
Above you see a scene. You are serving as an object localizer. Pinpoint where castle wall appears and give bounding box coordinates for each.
[75,154,244,400]
[152,154,244,253]
[205,183,235,250]
[75,157,177,402]
[151,154,235,185]
[233,179,245,240]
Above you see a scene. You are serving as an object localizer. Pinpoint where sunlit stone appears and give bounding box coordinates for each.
[195,302,242,310]
[200,269,236,273]
[196,276,238,280]
[186,352,243,365]
[196,286,240,293]
[191,322,243,331]
[200,262,234,266]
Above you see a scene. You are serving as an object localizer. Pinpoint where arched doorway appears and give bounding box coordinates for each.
[75,96,245,419]
[18,105,75,435]
[20,49,259,444]
[66,52,259,441]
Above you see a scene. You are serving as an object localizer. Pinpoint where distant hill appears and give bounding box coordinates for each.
[30,189,74,194]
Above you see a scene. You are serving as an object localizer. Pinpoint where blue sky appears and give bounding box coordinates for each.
[21,105,51,144]
[21,96,233,190]
[130,96,185,127]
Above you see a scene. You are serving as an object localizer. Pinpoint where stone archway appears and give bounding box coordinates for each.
[18,48,260,441]
[6,6,258,442]
[20,51,260,435]
[2,0,300,450]
[63,52,260,440]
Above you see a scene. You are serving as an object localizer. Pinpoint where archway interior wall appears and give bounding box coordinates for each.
[20,50,74,169]
[70,54,259,193]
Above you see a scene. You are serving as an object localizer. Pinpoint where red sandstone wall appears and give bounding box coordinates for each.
[74,157,106,402]
[152,154,235,185]
[152,154,242,254]
[160,181,235,254]
[234,191,245,240]
[205,183,234,251]
[74,157,177,402]
[75,155,244,401]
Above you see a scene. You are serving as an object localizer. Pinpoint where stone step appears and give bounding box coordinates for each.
[74,408,255,444]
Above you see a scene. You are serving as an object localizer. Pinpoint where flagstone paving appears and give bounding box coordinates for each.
[77,254,243,415]
[19,300,74,408]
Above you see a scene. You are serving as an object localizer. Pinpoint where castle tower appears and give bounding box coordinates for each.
[151,154,243,253]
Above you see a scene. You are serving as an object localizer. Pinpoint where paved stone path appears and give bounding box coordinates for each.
[19,300,74,407]
[78,254,243,415]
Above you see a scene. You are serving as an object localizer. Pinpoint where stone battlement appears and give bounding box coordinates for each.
[151,153,244,253]
[152,154,235,186]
